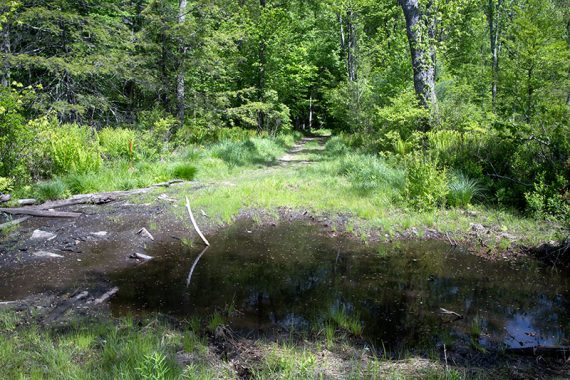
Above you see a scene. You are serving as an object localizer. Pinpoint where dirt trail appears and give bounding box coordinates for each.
[278,136,328,164]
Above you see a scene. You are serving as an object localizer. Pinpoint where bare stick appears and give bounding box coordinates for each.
[0,208,81,218]
[186,246,209,287]
[185,196,210,246]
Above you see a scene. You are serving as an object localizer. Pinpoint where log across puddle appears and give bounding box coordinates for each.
[108,219,570,351]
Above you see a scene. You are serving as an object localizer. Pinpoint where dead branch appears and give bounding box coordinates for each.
[185,196,210,246]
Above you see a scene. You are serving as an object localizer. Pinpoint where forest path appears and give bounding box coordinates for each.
[278,136,328,165]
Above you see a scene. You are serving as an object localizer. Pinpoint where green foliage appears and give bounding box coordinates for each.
[136,352,170,380]
[36,121,102,175]
[525,174,569,226]
[404,155,448,211]
[99,127,138,160]
[447,173,482,208]
[376,91,429,138]
[0,177,14,194]
[0,85,34,183]
[171,163,197,181]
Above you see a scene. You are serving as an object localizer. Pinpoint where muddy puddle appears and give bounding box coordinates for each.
[2,219,570,351]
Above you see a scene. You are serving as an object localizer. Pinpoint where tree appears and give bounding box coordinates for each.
[397,0,438,120]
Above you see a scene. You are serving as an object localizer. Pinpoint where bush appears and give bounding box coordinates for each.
[35,179,69,201]
[99,127,138,160]
[447,173,482,208]
[171,163,197,181]
[404,155,448,210]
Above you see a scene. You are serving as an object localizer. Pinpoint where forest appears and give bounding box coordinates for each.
[0,0,569,378]
[0,0,568,222]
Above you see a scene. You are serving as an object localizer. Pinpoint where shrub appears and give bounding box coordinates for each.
[171,163,197,181]
[35,179,69,201]
[447,173,482,207]
[404,155,448,210]
[99,127,138,160]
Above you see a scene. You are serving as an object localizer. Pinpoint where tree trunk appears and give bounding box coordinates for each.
[1,24,10,87]
[398,0,438,119]
[486,0,503,112]
[346,9,357,82]
[257,0,267,131]
[176,0,188,130]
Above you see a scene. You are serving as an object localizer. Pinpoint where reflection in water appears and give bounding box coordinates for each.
[105,220,568,350]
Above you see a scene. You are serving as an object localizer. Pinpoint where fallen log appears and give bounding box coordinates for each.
[0,207,81,218]
[185,196,210,246]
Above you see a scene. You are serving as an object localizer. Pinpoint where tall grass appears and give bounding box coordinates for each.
[339,153,405,196]
[447,173,482,207]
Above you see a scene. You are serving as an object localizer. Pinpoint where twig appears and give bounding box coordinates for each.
[186,246,209,287]
[185,196,210,246]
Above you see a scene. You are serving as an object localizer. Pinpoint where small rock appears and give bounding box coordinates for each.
[33,251,64,258]
[90,231,108,237]
[30,229,57,241]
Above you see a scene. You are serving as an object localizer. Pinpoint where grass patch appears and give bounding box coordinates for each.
[34,179,69,201]
[171,163,197,181]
